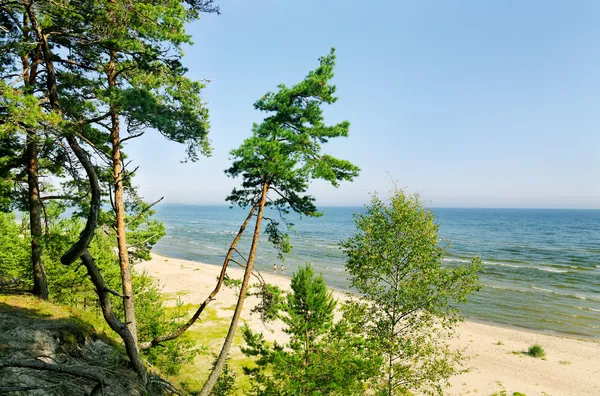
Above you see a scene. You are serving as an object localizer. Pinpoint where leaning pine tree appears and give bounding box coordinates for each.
[200,49,360,395]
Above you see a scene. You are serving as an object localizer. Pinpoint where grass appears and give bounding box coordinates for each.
[164,305,253,395]
[510,344,546,359]
[559,360,571,365]
[0,292,260,395]
[496,340,504,346]
[526,344,545,358]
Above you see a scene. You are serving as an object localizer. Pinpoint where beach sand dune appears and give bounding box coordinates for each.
[138,254,600,395]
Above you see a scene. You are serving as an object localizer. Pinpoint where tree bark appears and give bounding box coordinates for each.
[21,11,47,300]
[107,50,138,346]
[200,181,269,396]
[26,129,48,299]
[64,135,147,384]
[25,3,148,384]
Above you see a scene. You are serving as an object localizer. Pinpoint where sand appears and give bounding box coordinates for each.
[137,253,600,395]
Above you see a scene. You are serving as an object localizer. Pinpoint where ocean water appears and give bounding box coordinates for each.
[153,205,600,338]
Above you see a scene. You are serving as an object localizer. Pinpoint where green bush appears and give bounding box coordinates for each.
[526,344,545,358]
[211,358,236,396]
[134,271,197,375]
[0,212,29,283]
[3,207,195,376]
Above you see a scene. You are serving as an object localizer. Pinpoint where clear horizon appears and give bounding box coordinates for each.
[155,201,600,210]
[125,1,599,210]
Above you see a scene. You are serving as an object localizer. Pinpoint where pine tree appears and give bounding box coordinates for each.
[200,49,360,395]
[242,264,381,395]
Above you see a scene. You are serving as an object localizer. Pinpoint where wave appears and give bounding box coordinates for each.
[204,245,223,251]
[531,286,600,302]
[445,258,571,273]
[315,243,339,250]
[575,306,600,313]
[443,257,471,264]
[482,284,600,303]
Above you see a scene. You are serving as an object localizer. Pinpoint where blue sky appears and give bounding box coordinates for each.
[126,0,600,208]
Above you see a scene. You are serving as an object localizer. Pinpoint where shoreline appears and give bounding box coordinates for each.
[152,250,598,342]
[138,252,600,395]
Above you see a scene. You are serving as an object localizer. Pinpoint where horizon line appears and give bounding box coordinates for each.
[156,202,600,211]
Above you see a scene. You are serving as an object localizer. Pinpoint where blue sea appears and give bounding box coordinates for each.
[153,205,600,338]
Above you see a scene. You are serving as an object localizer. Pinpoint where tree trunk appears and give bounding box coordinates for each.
[26,130,48,299]
[21,12,47,300]
[25,3,147,383]
[107,51,138,346]
[139,203,259,349]
[200,181,270,396]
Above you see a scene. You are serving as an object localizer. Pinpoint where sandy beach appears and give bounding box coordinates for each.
[137,253,600,395]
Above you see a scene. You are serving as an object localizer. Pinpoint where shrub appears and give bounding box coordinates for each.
[0,212,29,283]
[526,344,545,358]
[134,271,198,375]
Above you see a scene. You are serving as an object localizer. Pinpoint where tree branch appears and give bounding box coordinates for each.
[139,202,259,350]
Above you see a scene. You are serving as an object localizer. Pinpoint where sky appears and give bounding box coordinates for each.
[126,0,600,209]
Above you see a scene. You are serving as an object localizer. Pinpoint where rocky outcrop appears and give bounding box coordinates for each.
[0,296,144,396]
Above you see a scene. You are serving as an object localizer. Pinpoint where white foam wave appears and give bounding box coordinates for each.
[479,260,569,273]
[315,244,339,250]
[575,306,600,313]
[443,258,471,264]
[531,286,600,302]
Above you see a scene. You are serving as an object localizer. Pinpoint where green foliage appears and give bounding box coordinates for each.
[37,206,122,307]
[341,189,483,395]
[211,359,237,396]
[1,206,193,376]
[0,212,29,281]
[526,344,545,358]
[283,264,336,346]
[134,272,197,375]
[222,274,243,290]
[242,264,380,395]
[225,49,360,254]
[250,283,284,323]
[0,81,64,212]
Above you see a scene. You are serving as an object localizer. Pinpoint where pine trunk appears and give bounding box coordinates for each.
[22,13,47,300]
[26,131,48,299]
[107,52,138,346]
[200,181,270,396]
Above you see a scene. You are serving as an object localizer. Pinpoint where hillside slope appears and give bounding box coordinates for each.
[0,294,145,396]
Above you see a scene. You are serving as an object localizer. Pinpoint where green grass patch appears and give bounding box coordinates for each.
[164,305,253,394]
[526,344,545,358]
[559,360,571,365]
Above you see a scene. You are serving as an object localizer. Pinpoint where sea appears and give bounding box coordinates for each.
[152,205,600,339]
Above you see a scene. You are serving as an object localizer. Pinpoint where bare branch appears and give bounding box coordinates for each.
[120,131,145,144]
[127,197,164,225]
